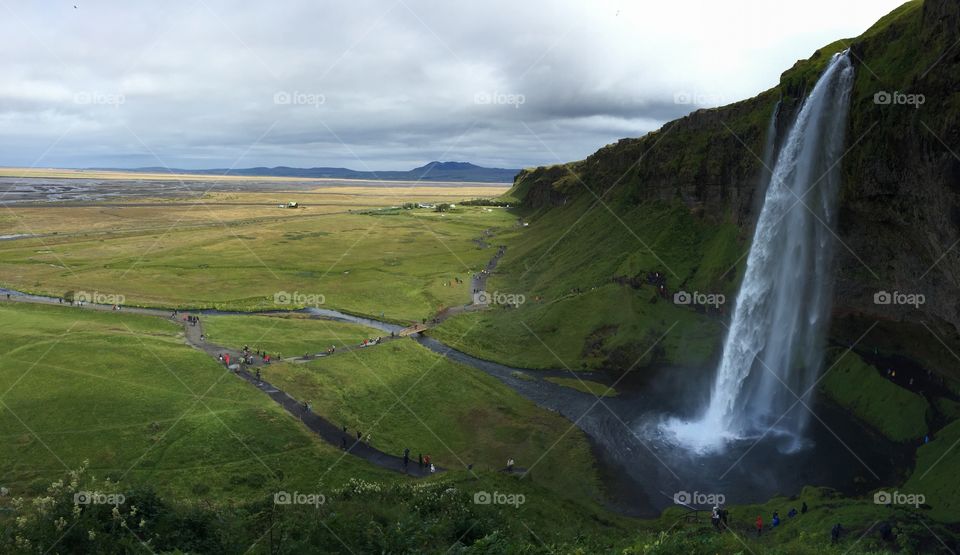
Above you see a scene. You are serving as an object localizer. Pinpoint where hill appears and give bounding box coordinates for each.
[95,161,520,184]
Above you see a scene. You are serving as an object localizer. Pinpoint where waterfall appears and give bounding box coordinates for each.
[667,51,855,452]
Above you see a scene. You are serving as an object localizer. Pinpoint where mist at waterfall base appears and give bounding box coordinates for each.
[664,51,855,455]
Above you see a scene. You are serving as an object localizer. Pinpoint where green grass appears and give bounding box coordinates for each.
[627,484,957,554]
[819,348,929,442]
[904,418,960,523]
[258,338,602,502]
[432,284,722,371]
[0,301,396,503]
[430,197,737,372]
[0,206,515,322]
[201,313,380,355]
[544,376,618,397]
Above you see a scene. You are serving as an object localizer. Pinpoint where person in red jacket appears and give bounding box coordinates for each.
[756,515,763,536]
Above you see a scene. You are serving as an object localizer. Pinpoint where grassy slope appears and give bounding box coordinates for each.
[627,484,956,554]
[544,376,618,397]
[201,313,380,355]
[0,302,394,502]
[431,197,734,371]
[819,349,930,442]
[258,338,602,503]
[904,418,960,523]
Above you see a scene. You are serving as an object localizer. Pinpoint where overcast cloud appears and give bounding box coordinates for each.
[0,0,906,170]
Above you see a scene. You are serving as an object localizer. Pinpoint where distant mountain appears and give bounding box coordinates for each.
[97,161,520,184]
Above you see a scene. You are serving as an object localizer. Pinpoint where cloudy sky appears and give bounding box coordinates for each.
[1,0,906,171]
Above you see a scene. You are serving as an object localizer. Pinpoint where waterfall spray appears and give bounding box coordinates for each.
[666,51,855,452]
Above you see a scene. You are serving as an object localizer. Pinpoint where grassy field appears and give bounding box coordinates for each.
[0,186,508,235]
[258,338,602,502]
[0,300,637,553]
[0,301,395,503]
[201,313,380,355]
[0,193,515,321]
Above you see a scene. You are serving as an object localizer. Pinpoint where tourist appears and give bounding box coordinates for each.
[424,454,431,468]
[831,523,842,543]
[711,505,720,530]
[403,448,410,471]
[801,501,808,514]
[357,430,362,441]
[755,515,763,536]
[787,507,797,518]
[430,463,436,473]
[772,511,780,528]
[506,458,514,472]
[418,453,423,469]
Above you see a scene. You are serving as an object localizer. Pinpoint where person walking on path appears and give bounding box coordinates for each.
[418,453,423,469]
[403,448,410,472]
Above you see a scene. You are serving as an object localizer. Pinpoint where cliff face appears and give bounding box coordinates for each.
[507,0,960,348]
[834,0,960,340]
